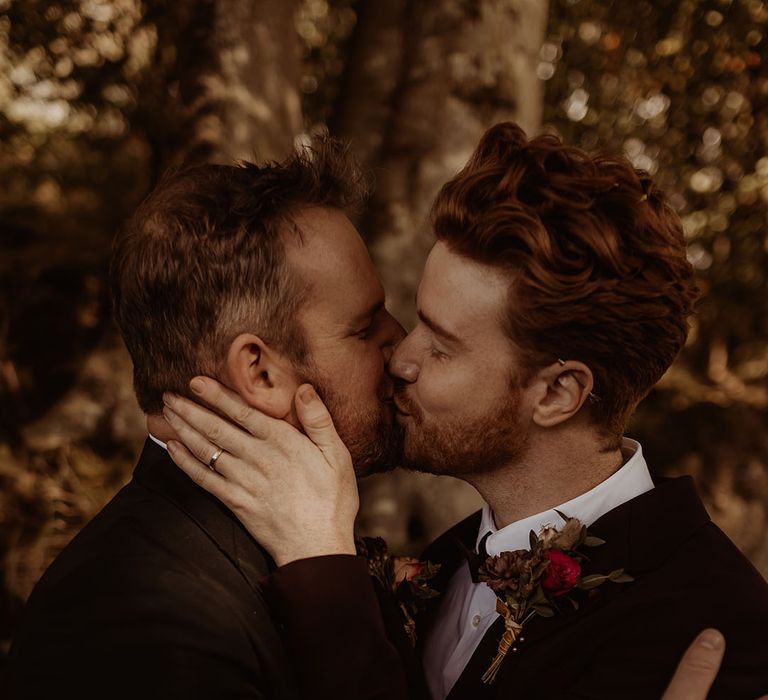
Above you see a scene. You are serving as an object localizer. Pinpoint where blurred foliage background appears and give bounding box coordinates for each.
[1,0,766,664]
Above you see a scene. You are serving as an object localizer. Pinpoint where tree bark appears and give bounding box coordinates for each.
[3,0,306,613]
[367,0,549,326]
[333,0,550,553]
[148,0,303,168]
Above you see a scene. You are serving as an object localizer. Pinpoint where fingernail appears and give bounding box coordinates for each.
[699,630,723,650]
[299,386,317,405]
[166,440,177,454]
[190,378,206,394]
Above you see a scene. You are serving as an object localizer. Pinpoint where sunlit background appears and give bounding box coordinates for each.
[1,0,767,663]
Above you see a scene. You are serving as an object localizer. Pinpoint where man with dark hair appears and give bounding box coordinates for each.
[6,138,407,698]
[162,123,768,699]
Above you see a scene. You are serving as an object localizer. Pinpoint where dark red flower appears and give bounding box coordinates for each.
[541,550,581,596]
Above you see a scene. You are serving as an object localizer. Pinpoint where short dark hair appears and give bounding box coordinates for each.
[432,122,699,440]
[111,135,370,414]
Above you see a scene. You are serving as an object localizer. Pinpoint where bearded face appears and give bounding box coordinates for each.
[394,377,529,479]
[310,369,403,476]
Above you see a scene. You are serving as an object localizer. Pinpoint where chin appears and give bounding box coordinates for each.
[400,418,528,478]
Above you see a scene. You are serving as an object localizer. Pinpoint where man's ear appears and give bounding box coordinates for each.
[532,360,594,428]
[225,333,300,421]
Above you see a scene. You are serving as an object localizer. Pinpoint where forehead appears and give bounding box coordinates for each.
[285,207,384,321]
[419,241,510,341]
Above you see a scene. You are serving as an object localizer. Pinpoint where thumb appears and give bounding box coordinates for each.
[661,629,724,700]
[295,384,349,464]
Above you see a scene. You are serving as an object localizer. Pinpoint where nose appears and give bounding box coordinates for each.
[389,338,419,383]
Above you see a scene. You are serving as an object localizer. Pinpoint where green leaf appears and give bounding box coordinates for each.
[583,535,606,547]
[532,604,555,618]
[610,573,635,584]
[529,529,538,549]
[569,597,580,611]
[531,586,548,605]
[578,574,608,590]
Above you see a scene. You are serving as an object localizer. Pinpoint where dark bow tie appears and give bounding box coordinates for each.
[464,531,492,584]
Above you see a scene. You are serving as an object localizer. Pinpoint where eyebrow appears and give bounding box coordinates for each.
[351,300,385,327]
[417,308,462,345]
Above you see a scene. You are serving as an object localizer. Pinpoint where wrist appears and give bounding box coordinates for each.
[274,536,356,567]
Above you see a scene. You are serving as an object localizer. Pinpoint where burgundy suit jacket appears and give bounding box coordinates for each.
[268,476,768,699]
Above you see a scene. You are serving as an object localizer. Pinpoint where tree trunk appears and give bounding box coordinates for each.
[333,0,550,553]
[148,0,303,168]
[4,0,305,609]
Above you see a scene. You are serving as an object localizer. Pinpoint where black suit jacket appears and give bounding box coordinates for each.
[269,476,768,700]
[424,476,768,699]
[6,439,299,699]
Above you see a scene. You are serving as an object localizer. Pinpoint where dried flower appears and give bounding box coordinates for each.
[478,550,543,594]
[478,515,632,684]
[393,556,424,584]
[552,518,586,551]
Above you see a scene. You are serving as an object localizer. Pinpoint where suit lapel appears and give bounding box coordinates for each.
[416,510,482,646]
[133,438,273,594]
[444,476,711,698]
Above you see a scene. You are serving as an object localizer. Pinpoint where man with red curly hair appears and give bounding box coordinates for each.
[162,124,768,699]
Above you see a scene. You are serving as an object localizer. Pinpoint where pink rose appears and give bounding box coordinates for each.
[394,557,424,584]
[541,550,581,596]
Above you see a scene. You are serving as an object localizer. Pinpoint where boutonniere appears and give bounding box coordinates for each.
[477,511,633,684]
[356,536,441,645]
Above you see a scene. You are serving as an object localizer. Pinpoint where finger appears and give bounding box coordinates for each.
[163,391,254,459]
[661,629,725,700]
[189,377,275,439]
[294,385,350,465]
[166,439,230,502]
[163,404,236,476]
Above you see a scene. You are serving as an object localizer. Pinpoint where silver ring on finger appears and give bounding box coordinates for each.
[208,446,224,472]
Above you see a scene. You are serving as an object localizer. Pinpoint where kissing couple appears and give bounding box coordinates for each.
[7,124,768,699]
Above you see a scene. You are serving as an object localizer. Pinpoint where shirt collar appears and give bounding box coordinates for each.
[149,433,169,451]
[477,438,654,555]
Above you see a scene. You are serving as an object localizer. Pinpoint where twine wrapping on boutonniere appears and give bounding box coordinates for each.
[356,536,441,646]
[475,510,633,684]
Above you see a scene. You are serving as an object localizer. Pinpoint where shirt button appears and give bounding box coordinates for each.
[472,614,482,627]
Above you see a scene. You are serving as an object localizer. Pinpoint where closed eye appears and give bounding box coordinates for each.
[430,346,449,360]
[355,322,375,339]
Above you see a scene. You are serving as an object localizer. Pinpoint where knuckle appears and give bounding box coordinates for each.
[234,404,252,426]
[228,492,250,514]
[312,414,333,430]
[193,469,210,489]
[680,653,719,674]
[207,423,222,444]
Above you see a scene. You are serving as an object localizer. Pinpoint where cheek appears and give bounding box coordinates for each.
[416,360,511,420]
[414,364,475,417]
[351,351,384,393]
[323,345,385,397]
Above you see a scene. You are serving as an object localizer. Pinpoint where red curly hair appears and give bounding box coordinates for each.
[431,122,699,439]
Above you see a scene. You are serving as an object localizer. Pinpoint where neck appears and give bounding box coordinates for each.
[146,414,179,444]
[466,425,624,529]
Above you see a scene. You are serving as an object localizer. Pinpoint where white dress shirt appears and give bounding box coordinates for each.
[149,433,169,451]
[422,438,654,700]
